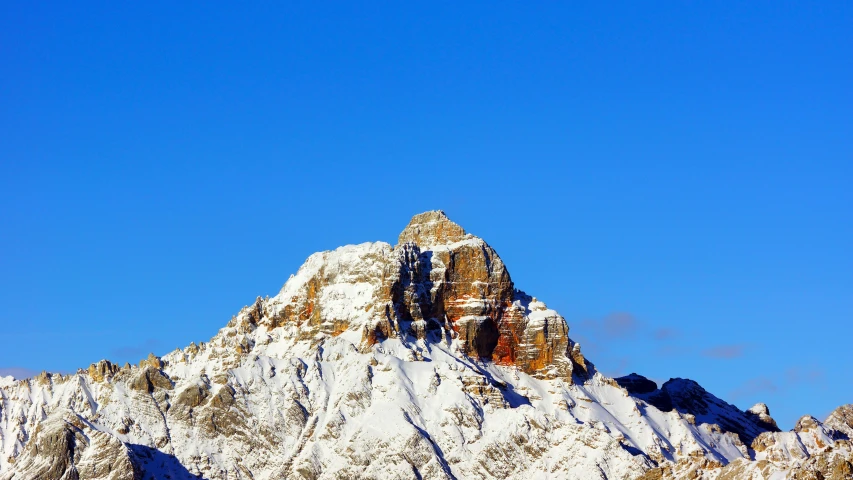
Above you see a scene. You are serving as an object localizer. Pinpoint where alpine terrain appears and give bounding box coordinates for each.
[1,211,851,480]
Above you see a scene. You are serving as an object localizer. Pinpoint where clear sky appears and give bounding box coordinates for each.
[1,2,850,429]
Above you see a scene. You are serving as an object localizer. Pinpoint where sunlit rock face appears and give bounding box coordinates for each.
[266,210,582,379]
[397,210,467,246]
[1,211,849,480]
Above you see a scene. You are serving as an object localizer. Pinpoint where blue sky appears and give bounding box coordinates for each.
[1,2,850,429]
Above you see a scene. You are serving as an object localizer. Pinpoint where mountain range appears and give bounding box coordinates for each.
[1,211,850,479]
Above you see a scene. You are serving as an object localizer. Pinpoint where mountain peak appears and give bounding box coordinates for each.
[397,210,467,247]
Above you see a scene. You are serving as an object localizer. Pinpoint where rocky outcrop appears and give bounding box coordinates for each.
[615,373,658,394]
[635,377,778,444]
[643,404,853,480]
[746,402,779,431]
[825,404,853,439]
[128,367,173,393]
[397,210,467,247]
[87,360,120,383]
[0,414,140,480]
[138,353,163,370]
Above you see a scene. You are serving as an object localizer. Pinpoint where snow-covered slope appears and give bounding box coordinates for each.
[0,211,850,480]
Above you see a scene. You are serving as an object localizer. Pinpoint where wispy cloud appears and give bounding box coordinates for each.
[653,328,679,340]
[655,345,690,357]
[702,344,746,359]
[730,376,778,400]
[111,339,162,361]
[573,312,641,359]
[579,312,640,340]
[0,367,39,379]
[577,312,683,344]
[601,312,639,338]
[601,357,632,378]
[786,367,824,385]
[721,364,827,407]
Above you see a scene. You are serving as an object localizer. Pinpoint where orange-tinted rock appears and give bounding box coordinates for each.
[397,210,467,247]
[388,212,578,377]
[266,210,582,379]
[88,360,119,382]
[35,371,52,386]
[139,352,164,370]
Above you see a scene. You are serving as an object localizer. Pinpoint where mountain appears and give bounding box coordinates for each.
[0,211,850,479]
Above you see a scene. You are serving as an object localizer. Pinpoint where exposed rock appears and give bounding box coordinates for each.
[825,404,853,439]
[173,382,211,413]
[138,353,163,370]
[795,415,821,433]
[396,210,467,247]
[746,402,779,430]
[34,371,52,386]
[615,373,657,395]
[747,402,769,416]
[829,457,853,480]
[88,360,120,383]
[636,377,776,444]
[0,414,140,480]
[128,368,173,393]
[669,415,853,479]
[750,431,777,452]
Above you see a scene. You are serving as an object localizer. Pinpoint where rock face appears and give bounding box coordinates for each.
[615,373,658,395]
[747,403,780,431]
[636,378,780,444]
[0,211,849,480]
[2,413,140,480]
[642,403,853,480]
[265,210,582,380]
[397,210,467,246]
[825,404,853,439]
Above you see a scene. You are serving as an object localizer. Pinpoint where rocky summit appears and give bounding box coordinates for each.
[0,211,850,479]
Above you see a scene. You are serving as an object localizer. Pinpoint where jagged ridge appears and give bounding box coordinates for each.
[0,211,850,480]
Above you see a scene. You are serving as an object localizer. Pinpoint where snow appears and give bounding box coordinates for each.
[0,229,844,479]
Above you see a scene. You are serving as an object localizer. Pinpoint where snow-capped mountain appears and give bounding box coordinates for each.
[1,211,850,479]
